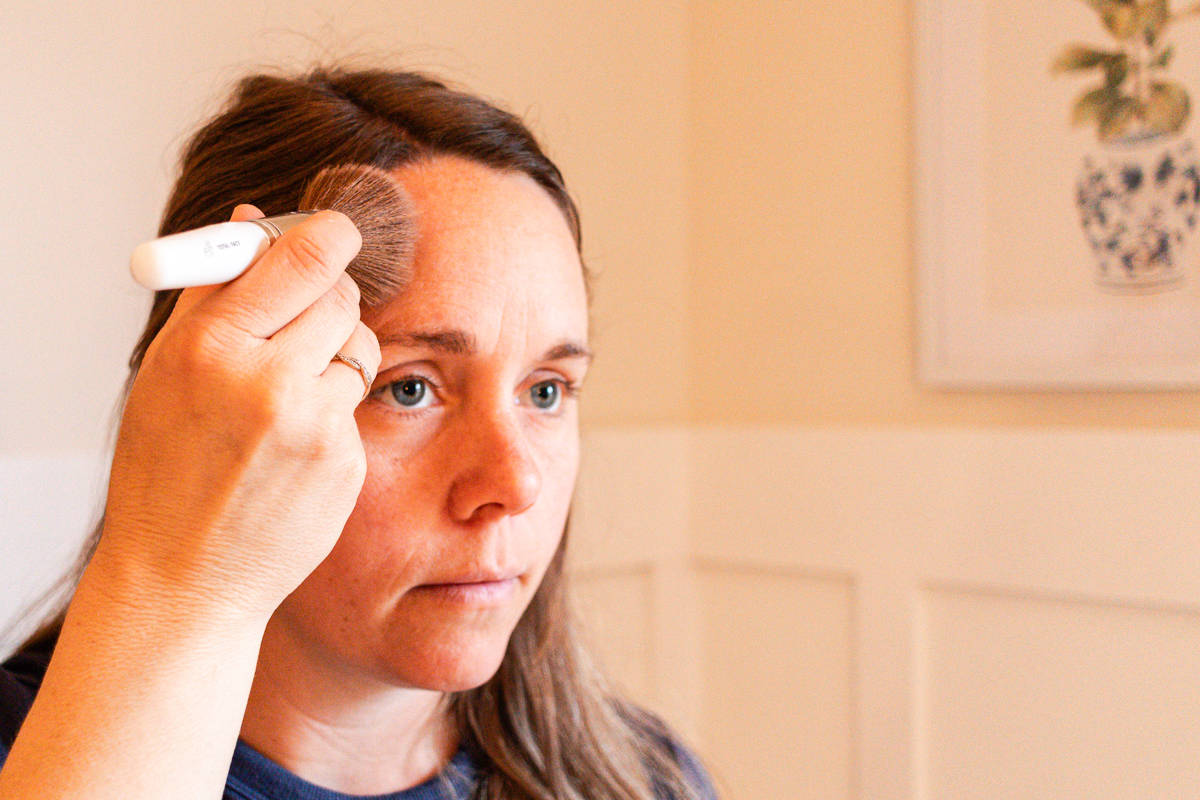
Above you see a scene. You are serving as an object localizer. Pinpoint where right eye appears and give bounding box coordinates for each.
[385,376,434,409]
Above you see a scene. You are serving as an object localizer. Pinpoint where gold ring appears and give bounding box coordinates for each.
[331,352,374,401]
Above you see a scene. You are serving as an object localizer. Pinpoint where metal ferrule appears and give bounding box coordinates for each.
[248,211,314,242]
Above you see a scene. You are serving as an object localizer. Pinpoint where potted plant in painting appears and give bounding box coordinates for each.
[1053,0,1200,291]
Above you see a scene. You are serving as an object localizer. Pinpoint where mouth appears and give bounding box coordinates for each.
[411,575,522,605]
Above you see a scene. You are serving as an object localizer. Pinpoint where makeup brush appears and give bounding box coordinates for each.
[130,164,416,304]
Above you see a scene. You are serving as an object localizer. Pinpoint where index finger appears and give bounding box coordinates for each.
[200,210,362,340]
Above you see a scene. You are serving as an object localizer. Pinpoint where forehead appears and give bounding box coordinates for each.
[364,156,587,342]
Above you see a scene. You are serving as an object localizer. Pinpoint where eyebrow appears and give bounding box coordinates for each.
[379,330,475,354]
[378,329,593,363]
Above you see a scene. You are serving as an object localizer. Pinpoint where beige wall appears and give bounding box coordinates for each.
[14,0,1190,449]
[681,3,1200,796]
[5,3,1200,799]
[687,0,1200,429]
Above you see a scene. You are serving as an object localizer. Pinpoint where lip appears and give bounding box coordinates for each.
[432,570,522,584]
[411,577,520,605]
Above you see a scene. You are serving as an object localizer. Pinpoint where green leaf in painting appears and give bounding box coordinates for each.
[1145,80,1191,133]
[1051,44,1123,71]
[1101,3,1140,39]
[1103,54,1129,87]
[1073,86,1120,125]
[1138,0,1169,45]
[1149,45,1174,69]
[1098,95,1141,140]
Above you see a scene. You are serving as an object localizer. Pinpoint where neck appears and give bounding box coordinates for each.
[239,614,459,795]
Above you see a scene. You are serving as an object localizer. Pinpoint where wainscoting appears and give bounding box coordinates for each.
[571,426,1200,800]
[7,426,1200,799]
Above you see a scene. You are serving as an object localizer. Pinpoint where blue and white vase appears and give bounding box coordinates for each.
[1076,136,1200,292]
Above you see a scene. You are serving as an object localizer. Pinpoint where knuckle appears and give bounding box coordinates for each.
[165,324,231,376]
[330,274,362,313]
[270,212,362,293]
[298,432,334,463]
[277,231,340,283]
[314,404,345,438]
[139,330,170,369]
[242,378,289,429]
[303,407,354,461]
[359,325,382,368]
[190,320,241,357]
[345,448,368,485]
[314,410,343,448]
[135,322,258,411]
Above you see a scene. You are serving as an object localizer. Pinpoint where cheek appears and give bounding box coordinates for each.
[316,429,443,589]
[354,414,448,527]
[343,415,580,567]
[545,439,579,510]
[527,429,579,543]
[341,450,431,560]
[530,416,579,488]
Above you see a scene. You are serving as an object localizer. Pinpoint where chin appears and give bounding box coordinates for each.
[380,632,511,692]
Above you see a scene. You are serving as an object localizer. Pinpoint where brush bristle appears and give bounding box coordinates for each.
[298,164,416,305]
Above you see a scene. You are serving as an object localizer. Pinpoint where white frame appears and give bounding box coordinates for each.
[915,0,1200,389]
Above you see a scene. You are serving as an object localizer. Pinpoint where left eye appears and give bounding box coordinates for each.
[527,380,561,410]
[386,377,435,409]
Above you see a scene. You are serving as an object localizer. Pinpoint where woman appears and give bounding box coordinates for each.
[0,68,716,800]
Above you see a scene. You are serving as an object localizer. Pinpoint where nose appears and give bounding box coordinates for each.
[446,404,542,523]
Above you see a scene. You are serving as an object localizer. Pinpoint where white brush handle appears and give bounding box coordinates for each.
[130,213,312,290]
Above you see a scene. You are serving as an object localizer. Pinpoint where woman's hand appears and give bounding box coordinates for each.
[0,204,380,800]
[94,204,381,623]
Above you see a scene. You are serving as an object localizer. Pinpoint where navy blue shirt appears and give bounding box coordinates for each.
[0,639,716,799]
[228,740,479,800]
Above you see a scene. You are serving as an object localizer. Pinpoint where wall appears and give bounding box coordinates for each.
[683,2,1200,798]
[4,2,1199,799]
[687,0,1200,429]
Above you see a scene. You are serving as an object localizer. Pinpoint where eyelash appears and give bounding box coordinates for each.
[370,374,581,414]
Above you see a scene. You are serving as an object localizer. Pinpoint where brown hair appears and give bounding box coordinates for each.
[15,68,703,800]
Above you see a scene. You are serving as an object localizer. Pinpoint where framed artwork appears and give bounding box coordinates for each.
[916,0,1200,388]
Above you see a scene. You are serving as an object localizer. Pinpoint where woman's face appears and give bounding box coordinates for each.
[274,155,590,692]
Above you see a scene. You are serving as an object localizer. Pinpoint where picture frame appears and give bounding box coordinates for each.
[916,0,1200,388]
